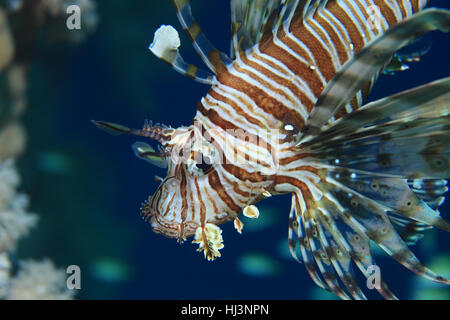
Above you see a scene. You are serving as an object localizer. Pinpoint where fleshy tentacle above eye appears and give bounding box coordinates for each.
[149,0,239,84]
[149,24,215,85]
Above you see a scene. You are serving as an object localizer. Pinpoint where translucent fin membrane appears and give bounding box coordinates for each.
[306,117,450,179]
[301,78,450,180]
[302,78,450,148]
[383,41,431,75]
[172,0,231,74]
[303,208,352,299]
[324,169,450,232]
[288,74,450,300]
[323,176,449,285]
[407,179,448,210]
[149,25,215,85]
[388,212,431,245]
[298,8,450,142]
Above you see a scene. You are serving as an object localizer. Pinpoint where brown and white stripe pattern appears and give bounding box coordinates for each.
[186,0,429,217]
[130,0,450,299]
[143,0,429,238]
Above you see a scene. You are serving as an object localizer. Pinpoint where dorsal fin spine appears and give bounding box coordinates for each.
[172,0,232,74]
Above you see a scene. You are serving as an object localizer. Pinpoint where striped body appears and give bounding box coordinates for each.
[94,0,450,299]
[160,0,428,237]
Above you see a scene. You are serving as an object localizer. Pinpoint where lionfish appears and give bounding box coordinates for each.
[93,0,450,299]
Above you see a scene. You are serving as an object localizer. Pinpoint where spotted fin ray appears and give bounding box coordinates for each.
[289,172,449,299]
[302,77,450,147]
[387,212,431,245]
[286,8,450,299]
[296,76,450,245]
[303,207,353,300]
[290,192,335,293]
[302,77,450,180]
[322,168,450,231]
[407,179,448,210]
[324,175,448,283]
[289,190,398,300]
[395,178,449,244]
[155,1,330,82]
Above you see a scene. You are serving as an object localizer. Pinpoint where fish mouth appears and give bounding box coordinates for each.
[150,213,199,239]
[140,200,180,238]
[140,177,200,240]
[141,196,199,240]
[149,213,180,238]
[140,191,235,240]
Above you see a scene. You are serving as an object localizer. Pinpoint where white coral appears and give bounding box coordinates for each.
[0,253,11,299]
[7,259,74,300]
[0,160,72,300]
[0,159,38,252]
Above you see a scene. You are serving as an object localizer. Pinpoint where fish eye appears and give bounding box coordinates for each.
[186,152,215,176]
[195,161,213,173]
[195,154,213,172]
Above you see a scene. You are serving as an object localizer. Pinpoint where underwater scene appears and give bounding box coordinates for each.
[0,0,449,300]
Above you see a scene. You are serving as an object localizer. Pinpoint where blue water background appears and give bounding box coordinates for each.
[16,0,450,299]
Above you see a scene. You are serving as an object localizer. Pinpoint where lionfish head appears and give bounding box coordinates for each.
[143,124,230,242]
[92,119,239,244]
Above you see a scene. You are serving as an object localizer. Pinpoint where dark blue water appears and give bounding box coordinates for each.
[17,0,450,299]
